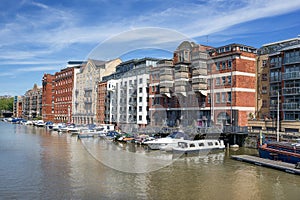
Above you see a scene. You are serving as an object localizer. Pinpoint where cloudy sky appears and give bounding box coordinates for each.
[1,0,300,96]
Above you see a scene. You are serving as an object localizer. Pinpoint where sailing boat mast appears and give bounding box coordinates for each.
[277,90,280,142]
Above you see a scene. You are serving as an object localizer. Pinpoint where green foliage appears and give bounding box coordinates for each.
[0,97,14,112]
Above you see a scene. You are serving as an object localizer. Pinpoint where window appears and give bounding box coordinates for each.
[227,76,231,85]
[221,93,226,103]
[139,97,142,102]
[228,60,232,69]
[227,92,231,103]
[262,100,267,108]
[139,106,142,112]
[190,144,195,147]
[262,60,267,67]
[139,78,143,84]
[199,143,204,146]
[208,94,211,104]
[139,87,143,93]
[216,62,220,71]
[208,79,211,87]
[262,74,268,81]
[222,62,226,70]
[216,93,220,103]
[208,142,213,146]
[262,86,267,94]
[139,115,142,121]
[216,78,220,85]
[222,77,226,85]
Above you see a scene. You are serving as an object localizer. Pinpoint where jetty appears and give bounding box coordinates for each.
[231,155,300,175]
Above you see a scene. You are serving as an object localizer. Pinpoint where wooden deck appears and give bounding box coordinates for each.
[231,155,300,175]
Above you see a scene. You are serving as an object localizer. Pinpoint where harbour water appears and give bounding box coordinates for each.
[1,121,300,200]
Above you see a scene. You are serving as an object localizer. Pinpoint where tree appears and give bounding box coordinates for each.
[0,97,14,112]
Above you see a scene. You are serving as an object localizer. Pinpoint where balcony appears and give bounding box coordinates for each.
[84,87,92,91]
[269,62,281,69]
[283,87,300,96]
[192,68,207,76]
[160,74,173,81]
[130,91,137,97]
[174,65,189,72]
[192,77,207,84]
[84,97,92,104]
[129,84,136,89]
[175,80,187,86]
[284,57,300,65]
[160,69,173,75]
[129,110,136,115]
[175,73,189,79]
[129,101,137,106]
[192,84,207,92]
[269,76,281,83]
[282,71,300,80]
[160,82,173,88]
[282,102,300,111]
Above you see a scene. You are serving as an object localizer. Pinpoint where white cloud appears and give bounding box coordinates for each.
[1,0,300,64]
[16,66,62,72]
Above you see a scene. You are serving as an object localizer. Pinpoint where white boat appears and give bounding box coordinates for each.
[52,123,65,131]
[78,128,97,138]
[35,120,45,127]
[172,139,225,154]
[144,131,191,150]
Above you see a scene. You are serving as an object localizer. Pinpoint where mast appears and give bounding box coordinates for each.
[277,90,280,142]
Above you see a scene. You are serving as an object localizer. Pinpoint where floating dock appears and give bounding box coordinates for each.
[231,155,300,175]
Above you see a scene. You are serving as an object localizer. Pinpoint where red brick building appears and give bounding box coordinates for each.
[97,81,107,124]
[149,41,257,128]
[42,74,55,122]
[54,66,80,123]
[208,44,257,127]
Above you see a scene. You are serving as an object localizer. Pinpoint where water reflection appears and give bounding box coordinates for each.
[1,122,300,200]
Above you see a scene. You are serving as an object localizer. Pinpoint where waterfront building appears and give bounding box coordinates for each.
[54,62,83,123]
[208,43,257,127]
[149,41,212,127]
[104,79,118,124]
[149,41,257,128]
[23,84,42,119]
[13,96,23,118]
[42,74,55,122]
[73,58,122,125]
[102,58,160,128]
[249,36,300,133]
[97,81,107,124]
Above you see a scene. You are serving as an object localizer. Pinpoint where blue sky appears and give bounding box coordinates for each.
[0,0,300,96]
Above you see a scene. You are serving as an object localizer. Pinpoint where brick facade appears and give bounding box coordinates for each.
[42,74,55,122]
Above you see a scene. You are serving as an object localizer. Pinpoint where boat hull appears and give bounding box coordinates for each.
[259,148,300,164]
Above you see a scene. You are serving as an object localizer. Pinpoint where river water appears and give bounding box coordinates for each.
[0,121,300,200]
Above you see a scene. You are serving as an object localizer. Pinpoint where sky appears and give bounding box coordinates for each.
[0,0,300,96]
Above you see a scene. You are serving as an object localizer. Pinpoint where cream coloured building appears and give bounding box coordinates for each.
[73,58,121,124]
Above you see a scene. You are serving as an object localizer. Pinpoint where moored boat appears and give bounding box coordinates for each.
[172,139,225,154]
[259,139,300,164]
[144,131,191,150]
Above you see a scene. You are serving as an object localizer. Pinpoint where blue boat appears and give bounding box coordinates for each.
[259,139,300,165]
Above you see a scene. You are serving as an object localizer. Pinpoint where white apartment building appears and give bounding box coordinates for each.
[102,58,159,128]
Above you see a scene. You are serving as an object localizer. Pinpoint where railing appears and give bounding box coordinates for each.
[282,102,300,110]
[284,57,300,65]
[282,71,300,80]
[269,76,281,82]
[223,126,248,133]
[282,87,300,95]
